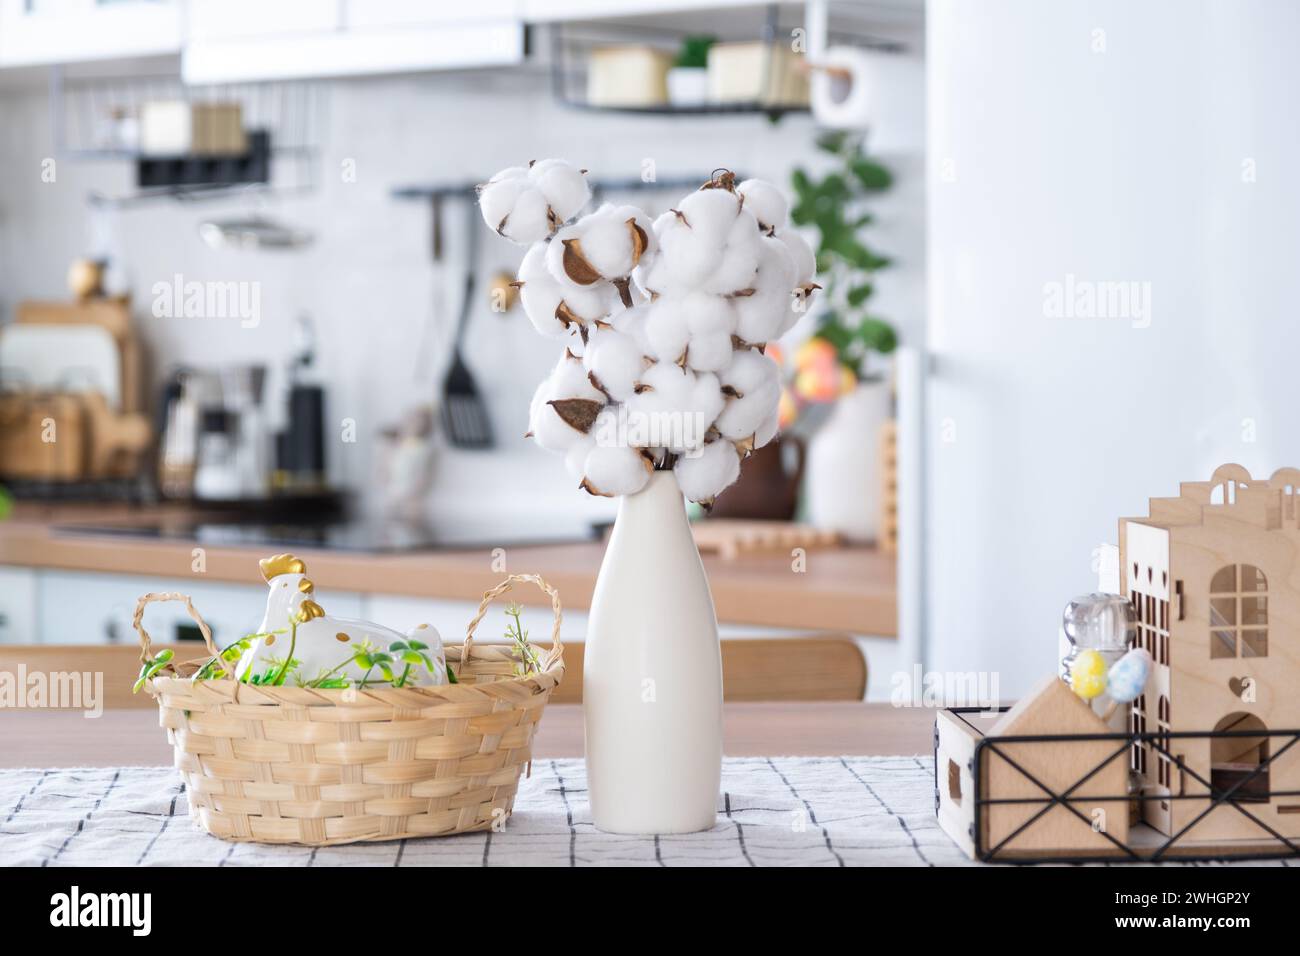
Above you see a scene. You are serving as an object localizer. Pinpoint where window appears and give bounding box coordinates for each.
[1209,564,1268,658]
[1132,694,1148,775]
[1211,713,1270,803]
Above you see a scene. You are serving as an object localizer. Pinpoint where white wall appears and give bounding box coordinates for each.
[926,0,1300,695]
[0,61,924,526]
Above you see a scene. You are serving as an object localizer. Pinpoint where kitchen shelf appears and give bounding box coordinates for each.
[547,6,903,119]
[49,65,326,203]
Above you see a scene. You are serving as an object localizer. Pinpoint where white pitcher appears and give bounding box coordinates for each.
[583,471,723,833]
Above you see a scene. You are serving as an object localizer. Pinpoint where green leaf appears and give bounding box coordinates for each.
[850,158,892,191]
[846,284,874,307]
[400,650,424,665]
[856,317,898,354]
[815,130,850,155]
[446,664,459,684]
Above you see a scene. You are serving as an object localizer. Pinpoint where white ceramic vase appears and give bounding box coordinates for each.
[804,378,891,543]
[583,470,723,833]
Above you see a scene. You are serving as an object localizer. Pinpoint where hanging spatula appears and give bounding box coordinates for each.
[441,200,494,449]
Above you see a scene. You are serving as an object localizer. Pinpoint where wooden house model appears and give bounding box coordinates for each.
[935,676,1129,860]
[1121,463,1300,844]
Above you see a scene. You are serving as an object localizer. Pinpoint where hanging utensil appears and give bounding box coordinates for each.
[440,199,493,449]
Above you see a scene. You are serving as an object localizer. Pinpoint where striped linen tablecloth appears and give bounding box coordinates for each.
[0,756,966,867]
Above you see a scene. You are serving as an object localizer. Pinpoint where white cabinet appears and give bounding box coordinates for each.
[181,2,524,84]
[0,0,183,67]
[35,570,362,649]
[0,567,38,643]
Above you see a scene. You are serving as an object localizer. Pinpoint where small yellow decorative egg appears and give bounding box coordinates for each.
[1070,649,1108,700]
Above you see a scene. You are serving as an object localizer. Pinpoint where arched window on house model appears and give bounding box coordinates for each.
[1209,565,1269,659]
[1211,713,1270,803]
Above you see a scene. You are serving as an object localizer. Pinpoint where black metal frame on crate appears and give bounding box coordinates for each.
[942,706,1300,864]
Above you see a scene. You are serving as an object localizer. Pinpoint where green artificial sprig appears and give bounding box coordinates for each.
[505,602,540,677]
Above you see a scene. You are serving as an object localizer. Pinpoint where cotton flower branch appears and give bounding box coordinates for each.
[483,160,819,506]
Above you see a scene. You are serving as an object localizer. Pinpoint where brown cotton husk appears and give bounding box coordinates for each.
[729,288,757,298]
[580,478,613,498]
[556,301,584,330]
[548,398,603,434]
[638,449,657,471]
[587,371,611,399]
[612,276,635,308]
[561,238,602,285]
[721,384,744,399]
[700,170,737,192]
[670,208,690,228]
[735,435,755,455]
[675,347,689,369]
[628,218,649,265]
[731,334,760,350]
[633,382,654,394]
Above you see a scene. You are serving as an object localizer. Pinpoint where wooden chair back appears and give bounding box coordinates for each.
[0,635,867,708]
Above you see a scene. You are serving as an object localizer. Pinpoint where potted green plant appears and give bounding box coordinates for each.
[788,130,898,542]
[667,35,714,107]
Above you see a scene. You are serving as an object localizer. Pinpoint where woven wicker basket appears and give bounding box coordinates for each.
[135,574,565,846]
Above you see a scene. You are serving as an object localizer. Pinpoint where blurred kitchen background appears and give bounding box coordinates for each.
[10,1,1285,702]
[0,0,924,699]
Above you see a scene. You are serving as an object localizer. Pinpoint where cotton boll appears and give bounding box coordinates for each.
[715,349,781,444]
[673,439,742,504]
[575,204,655,279]
[529,159,590,223]
[625,363,723,453]
[479,160,591,245]
[583,325,648,402]
[642,296,691,365]
[517,243,568,337]
[563,433,595,479]
[551,350,605,402]
[580,414,653,497]
[478,167,528,233]
[499,188,552,244]
[606,302,653,354]
[528,353,606,452]
[639,209,718,293]
[676,188,743,242]
[734,235,797,345]
[778,228,817,287]
[685,330,735,373]
[737,179,789,232]
[753,405,780,450]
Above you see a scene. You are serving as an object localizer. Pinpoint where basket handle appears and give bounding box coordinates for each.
[132,592,232,679]
[462,574,564,671]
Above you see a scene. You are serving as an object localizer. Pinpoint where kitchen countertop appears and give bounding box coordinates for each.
[0,703,935,767]
[0,502,897,635]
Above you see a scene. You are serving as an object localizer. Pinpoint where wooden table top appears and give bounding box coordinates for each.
[0,502,897,635]
[0,703,936,768]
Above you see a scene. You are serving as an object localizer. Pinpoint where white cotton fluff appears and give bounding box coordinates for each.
[583,324,647,402]
[624,362,724,453]
[563,433,595,479]
[779,228,817,287]
[674,439,742,503]
[480,160,591,244]
[635,189,762,296]
[528,159,591,222]
[715,349,781,443]
[561,203,656,281]
[753,405,780,450]
[643,293,737,372]
[581,442,652,498]
[737,179,790,233]
[734,233,797,345]
[518,242,618,336]
[528,352,605,452]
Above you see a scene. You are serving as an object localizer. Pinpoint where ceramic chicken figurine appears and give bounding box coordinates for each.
[236,554,448,688]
